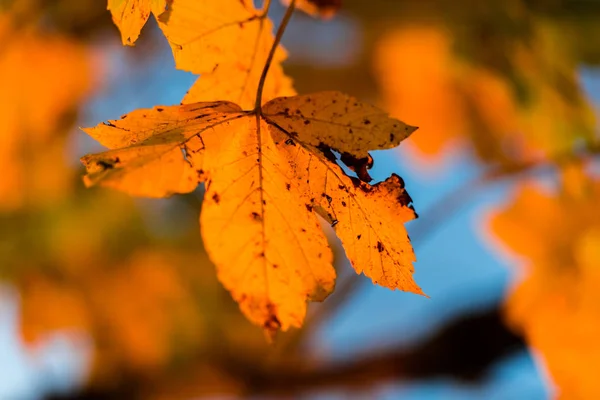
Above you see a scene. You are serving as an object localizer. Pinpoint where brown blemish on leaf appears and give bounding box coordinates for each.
[96,159,117,170]
[251,212,262,221]
[264,303,281,332]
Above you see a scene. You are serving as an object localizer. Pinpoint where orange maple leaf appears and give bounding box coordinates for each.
[80,91,422,334]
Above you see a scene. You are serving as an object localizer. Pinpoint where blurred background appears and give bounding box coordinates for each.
[1,0,599,398]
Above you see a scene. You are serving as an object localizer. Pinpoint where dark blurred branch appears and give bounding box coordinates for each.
[234,308,524,396]
[46,307,524,399]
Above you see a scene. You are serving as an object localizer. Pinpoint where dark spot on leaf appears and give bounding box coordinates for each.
[364,119,371,125]
[357,234,362,240]
[377,241,384,252]
[95,157,120,170]
[251,212,261,221]
[96,160,114,170]
[286,183,291,190]
[390,133,395,142]
[212,193,220,204]
[305,204,313,212]
[272,264,278,269]
[156,107,164,112]
[322,193,333,203]
[304,120,311,125]
[285,138,296,146]
[264,303,281,331]
[341,201,346,207]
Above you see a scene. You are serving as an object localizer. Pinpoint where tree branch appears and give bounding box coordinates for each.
[45,306,524,399]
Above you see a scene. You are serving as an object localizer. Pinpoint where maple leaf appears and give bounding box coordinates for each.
[107,0,296,110]
[81,91,422,333]
[106,0,294,108]
[158,0,295,108]
[107,0,167,45]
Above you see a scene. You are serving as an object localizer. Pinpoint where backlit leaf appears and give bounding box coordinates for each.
[107,0,167,45]
[107,0,295,107]
[81,91,422,333]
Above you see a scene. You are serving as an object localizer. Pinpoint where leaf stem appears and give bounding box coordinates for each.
[255,0,296,112]
[260,0,272,16]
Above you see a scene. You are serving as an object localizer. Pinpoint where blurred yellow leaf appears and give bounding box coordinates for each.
[0,16,92,211]
[19,250,205,383]
[374,26,466,158]
[490,176,600,399]
[81,91,422,334]
[374,22,597,164]
[20,276,92,343]
[282,0,342,19]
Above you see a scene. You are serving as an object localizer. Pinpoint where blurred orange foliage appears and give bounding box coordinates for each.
[490,169,600,399]
[374,23,596,165]
[20,251,205,383]
[0,15,92,211]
